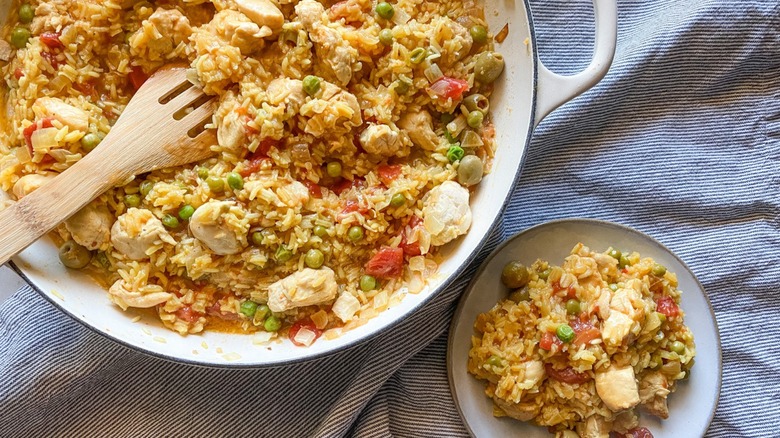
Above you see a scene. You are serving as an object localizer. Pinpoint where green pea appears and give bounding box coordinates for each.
[462,94,490,114]
[313,225,329,238]
[457,155,483,187]
[394,76,412,95]
[502,261,530,288]
[80,133,101,152]
[375,2,394,19]
[446,144,465,163]
[566,299,581,315]
[251,231,263,246]
[556,324,575,343]
[379,28,394,46]
[178,205,195,221]
[360,274,377,292]
[162,214,179,228]
[609,283,618,292]
[275,245,293,263]
[652,263,667,277]
[474,51,505,84]
[302,75,321,96]
[470,25,488,45]
[670,341,686,354]
[226,172,243,190]
[197,167,209,179]
[206,176,224,193]
[409,47,427,65]
[19,4,34,24]
[440,113,455,124]
[618,254,630,268]
[240,301,258,318]
[467,111,484,128]
[255,304,270,321]
[608,249,622,260]
[509,288,530,302]
[348,226,364,242]
[539,268,551,281]
[264,315,281,332]
[486,355,502,367]
[11,27,31,49]
[304,248,325,268]
[139,180,154,197]
[58,240,92,269]
[390,193,406,207]
[123,194,141,208]
[326,161,342,178]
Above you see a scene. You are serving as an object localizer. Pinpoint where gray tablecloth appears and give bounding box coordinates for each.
[2,0,778,436]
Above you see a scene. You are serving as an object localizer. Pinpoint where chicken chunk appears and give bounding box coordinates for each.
[295,0,357,86]
[111,208,176,260]
[266,77,307,113]
[299,82,362,136]
[332,292,361,322]
[639,371,671,419]
[422,181,472,246]
[492,397,540,422]
[295,0,324,27]
[397,110,441,151]
[359,124,402,157]
[234,0,284,34]
[438,18,473,65]
[576,415,612,438]
[595,364,640,412]
[189,201,247,255]
[109,278,172,310]
[267,267,338,313]
[32,97,89,132]
[0,40,12,62]
[12,173,54,199]
[521,360,546,388]
[130,7,192,61]
[64,203,112,251]
[196,10,271,56]
[601,310,634,348]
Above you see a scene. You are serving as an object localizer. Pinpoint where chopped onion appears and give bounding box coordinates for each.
[408,255,426,272]
[446,114,467,138]
[311,310,329,329]
[391,7,411,25]
[30,127,59,152]
[294,327,317,347]
[372,291,388,309]
[332,292,361,322]
[424,63,444,83]
[460,130,484,148]
[185,68,201,87]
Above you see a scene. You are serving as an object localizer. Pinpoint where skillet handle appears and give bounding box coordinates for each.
[533,0,617,127]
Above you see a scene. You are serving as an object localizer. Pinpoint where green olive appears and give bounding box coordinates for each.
[462,94,490,114]
[509,288,530,302]
[11,27,31,49]
[58,240,92,269]
[501,261,529,288]
[474,51,505,84]
[457,155,484,187]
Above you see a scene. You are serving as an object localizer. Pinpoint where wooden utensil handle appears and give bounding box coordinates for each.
[0,151,128,265]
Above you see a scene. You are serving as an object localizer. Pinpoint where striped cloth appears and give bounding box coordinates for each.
[1,0,778,436]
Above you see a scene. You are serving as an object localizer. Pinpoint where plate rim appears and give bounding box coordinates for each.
[446,217,723,437]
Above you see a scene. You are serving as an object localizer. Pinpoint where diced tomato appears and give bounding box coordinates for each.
[398,215,423,257]
[303,180,323,198]
[408,215,422,228]
[570,319,601,345]
[13,68,24,80]
[377,164,402,186]
[40,50,61,69]
[23,117,54,153]
[40,32,64,49]
[256,137,278,156]
[289,318,322,346]
[175,305,204,323]
[655,296,680,318]
[341,198,369,216]
[428,76,470,100]
[330,177,365,196]
[74,80,99,100]
[552,281,577,299]
[539,331,563,351]
[544,364,591,385]
[205,301,241,321]
[239,139,279,176]
[128,66,149,91]
[626,427,654,438]
[365,246,404,279]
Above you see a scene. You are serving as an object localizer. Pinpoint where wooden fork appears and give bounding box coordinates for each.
[0,64,217,265]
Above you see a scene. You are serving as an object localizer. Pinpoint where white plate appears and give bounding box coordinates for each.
[447,219,721,437]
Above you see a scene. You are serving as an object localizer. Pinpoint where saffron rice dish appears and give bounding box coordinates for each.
[0,0,502,345]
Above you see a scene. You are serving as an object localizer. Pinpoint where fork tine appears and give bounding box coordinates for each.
[164,85,209,111]
[179,97,218,125]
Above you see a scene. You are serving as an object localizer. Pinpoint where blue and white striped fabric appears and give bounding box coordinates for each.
[1,0,778,436]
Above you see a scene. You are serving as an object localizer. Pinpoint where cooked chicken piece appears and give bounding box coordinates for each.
[594,286,612,320]
[278,181,310,207]
[359,124,402,157]
[198,10,271,55]
[217,109,246,153]
[576,415,612,438]
[610,283,642,317]
[64,203,112,251]
[111,208,176,260]
[555,431,579,438]
[266,78,307,113]
[601,310,634,348]
[422,181,472,246]
[332,292,361,322]
[235,0,284,34]
[129,7,192,61]
[12,173,54,199]
[267,267,338,312]
[295,0,357,86]
[189,200,247,255]
[595,364,640,412]
[520,360,546,389]
[148,8,192,44]
[639,371,671,419]
[299,82,362,136]
[439,18,473,65]
[109,279,172,310]
[492,397,540,422]
[32,97,89,132]
[0,40,12,62]
[397,110,441,151]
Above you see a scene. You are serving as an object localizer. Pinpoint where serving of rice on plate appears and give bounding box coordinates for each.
[0,0,503,345]
[468,244,696,437]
